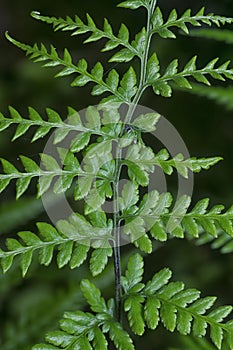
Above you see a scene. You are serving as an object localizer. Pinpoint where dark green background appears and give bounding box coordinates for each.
[0,1,233,349]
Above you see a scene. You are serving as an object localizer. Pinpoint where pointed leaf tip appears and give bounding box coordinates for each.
[31,11,41,17]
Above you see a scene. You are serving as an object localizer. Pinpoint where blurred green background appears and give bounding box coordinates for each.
[0,1,233,349]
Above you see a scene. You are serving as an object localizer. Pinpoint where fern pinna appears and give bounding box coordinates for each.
[0,0,233,349]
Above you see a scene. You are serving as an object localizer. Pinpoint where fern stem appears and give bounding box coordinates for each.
[113,240,122,321]
[123,2,154,127]
[113,146,123,322]
[112,1,156,323]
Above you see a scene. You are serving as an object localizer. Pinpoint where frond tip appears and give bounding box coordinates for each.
[146,54,233,97]
[151,7,233,39]
[5,33,137,104]
[30,11,140,60]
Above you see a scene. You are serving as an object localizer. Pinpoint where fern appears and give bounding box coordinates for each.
[197,231,233,254]
[122,254,233,349]
[147,54,233,97]
[5,32,133,104]
[30,11,139,61]
[121,191,233,248]
[2,191,233,277]
[0,109,222,200]
[0,106,105,142]
[0,212,113,277]
[6,10,233,101]
[0,152,80,198]
[32,279,134,350]
[31,254,233,350]
[0,149,115,201]
[150,6,233,38]
[1,0,233,349]
[190,28,233,44]
[174,28,233,111]
[177,83,233,111]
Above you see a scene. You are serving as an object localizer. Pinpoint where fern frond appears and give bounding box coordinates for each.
[118,0,151,11]
[190,28,233,44]
[124,143,222,180]
[0,106,107,142]
[122,254,233,349]
[146,54,233,97]
[0,152,84,198]
[0,124,117,200]
[176,83,233,111]
[0,105,125,146]
[121,191,233,251]
[197,231,233,255]
[0,213,112,276]
[5,33,138,104]
[155,150,222,178]
[151,7,233,39]
[31,11,140,61]
[32,279,134,350]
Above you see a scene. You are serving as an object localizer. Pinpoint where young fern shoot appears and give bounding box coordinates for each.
[0,0,233,349]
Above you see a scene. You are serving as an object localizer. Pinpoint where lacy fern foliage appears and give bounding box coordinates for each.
[0,0,233,349]
[31,255,233,350]
[0,210,114,277]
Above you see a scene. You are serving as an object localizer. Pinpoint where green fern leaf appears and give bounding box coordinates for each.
[0,154,78,198]
[33,279,135,349]
[119,181,139,212]
[191,28,233,44]
[123,191,233,244]
[106,320,135,350]
[146,53,160,82]
[176,83,233,112]
[90,245,113,276]
[0,213,112,275]
[196,228,233,255]
[118,66,137,99]
[122,254,233,349]
[144,296,160,330]
[92,327,108,350]
[0,106,110,144]
[151,7,233,38]
[5,33,131,103]
[2,2,233,349]
[144,267,172,294]
[124,295,145,335]
[125,160,149,186]
[0,143,116,200]
[118,0,148,10]
[150,55,233,97]
[80,279,108,313]
[121,253,144,293]
[132,112,160,132]
[69,244,89,269]
[31,12,139,60]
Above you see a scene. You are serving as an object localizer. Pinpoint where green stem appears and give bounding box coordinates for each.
[123,3,155,127]
[113,146,123,322]
[112,3,156,323]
